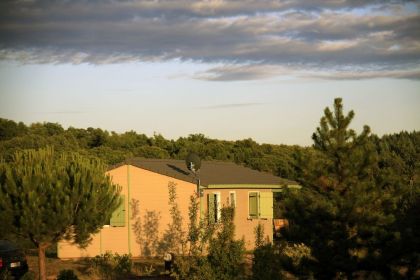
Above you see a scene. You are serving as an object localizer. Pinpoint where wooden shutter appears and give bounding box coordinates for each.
[259,192,273,219]
[110,195,125,227]
[249,192,258,218]
[208,193,216,224]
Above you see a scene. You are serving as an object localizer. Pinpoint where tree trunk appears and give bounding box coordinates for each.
[38,243,49,280]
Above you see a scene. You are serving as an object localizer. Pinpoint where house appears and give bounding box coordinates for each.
[57,158,299,258]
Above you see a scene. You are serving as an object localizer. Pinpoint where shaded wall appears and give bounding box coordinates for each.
[58,164,197,258]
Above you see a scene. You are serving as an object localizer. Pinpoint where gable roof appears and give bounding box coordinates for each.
[112,158,297,187]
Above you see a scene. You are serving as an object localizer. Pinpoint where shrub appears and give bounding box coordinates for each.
[207,207,245,280]
[89,252,132,280]
[57,269,79,280]
[252,244,284,280]
[172,194,216,280]
[20,271,35,280]
[252,241,315,280]
[0,270,13,280]
[254,223,265,248]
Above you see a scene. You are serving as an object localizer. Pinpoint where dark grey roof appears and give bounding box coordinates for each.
[112,158,297,187]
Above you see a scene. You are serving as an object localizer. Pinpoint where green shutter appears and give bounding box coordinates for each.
[259,192,273,219]
[110,195,125,227]
[249,192,258,218]
[208,194,215,224]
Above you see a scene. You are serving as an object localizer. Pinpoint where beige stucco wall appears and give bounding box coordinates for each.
[58,164,274,258]
[201,188,273,251]
[58,164,197,258]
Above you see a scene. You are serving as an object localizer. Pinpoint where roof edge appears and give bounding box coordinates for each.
[206,184,301,189]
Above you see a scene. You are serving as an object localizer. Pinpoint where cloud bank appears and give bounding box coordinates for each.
[0,0,419,80]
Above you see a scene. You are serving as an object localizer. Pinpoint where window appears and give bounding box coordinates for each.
[229,191,236,208]
[110,195,126,227]
[249,192,259,218]
[248,191,273,219]
[208,192,221,224]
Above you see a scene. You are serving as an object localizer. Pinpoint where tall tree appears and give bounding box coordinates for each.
[373,131,420,277]
[0,147,121,280]
[283,98,397,278]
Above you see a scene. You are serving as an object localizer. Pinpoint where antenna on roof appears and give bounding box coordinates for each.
[185,152,201,174]
[185,152,202,197]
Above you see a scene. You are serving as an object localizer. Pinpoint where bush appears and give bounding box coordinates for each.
[20,271,35,280]
[89,252,132,280]
[252,244,284,280]
[57,269,79,280]
[172,196,244,280]
[173,256,216,280]
[0,270,13,280]
[207,207,245,280]
[252,241,315,280]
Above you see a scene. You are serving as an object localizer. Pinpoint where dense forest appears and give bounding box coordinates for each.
[0,117,310,180]
[1,118,418,184]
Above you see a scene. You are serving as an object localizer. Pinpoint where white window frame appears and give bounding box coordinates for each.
[213,192,221,222]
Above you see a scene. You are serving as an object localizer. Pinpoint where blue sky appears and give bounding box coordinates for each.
[0,1,419,145]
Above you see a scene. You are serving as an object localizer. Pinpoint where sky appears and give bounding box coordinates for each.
[0,0,419,146]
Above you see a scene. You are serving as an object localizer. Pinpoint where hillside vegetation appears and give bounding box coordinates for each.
[1,118,418,184]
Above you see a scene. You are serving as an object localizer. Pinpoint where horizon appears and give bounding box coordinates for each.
[1,1,419,146]
[1,114,418,148]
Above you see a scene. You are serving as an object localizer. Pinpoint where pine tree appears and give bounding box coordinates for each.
[283,98,396,278]
[0,147,120,280]
[374,131,420,277]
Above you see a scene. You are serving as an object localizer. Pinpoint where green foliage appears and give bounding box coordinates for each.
[89,252,132,280]
[0,270,13,280]
[0,147,121,280]
[89,146,133,165]
[0,118,310,182]
[169,192,215,280]
[133,146,169,159]
[252,244,285,280]
[207,207,245,280]
[173,256,216,280]
[310,98,376,193]
[0,118,27,140]
[172,193,245,280]
[252,241,315,280]
[282,98,418,279]
[57,269,79,280]
[20,271,36,280]
[254,223,265,248]
[0,147,121,247]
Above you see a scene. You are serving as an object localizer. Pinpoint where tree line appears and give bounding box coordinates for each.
[1,117,418,184]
